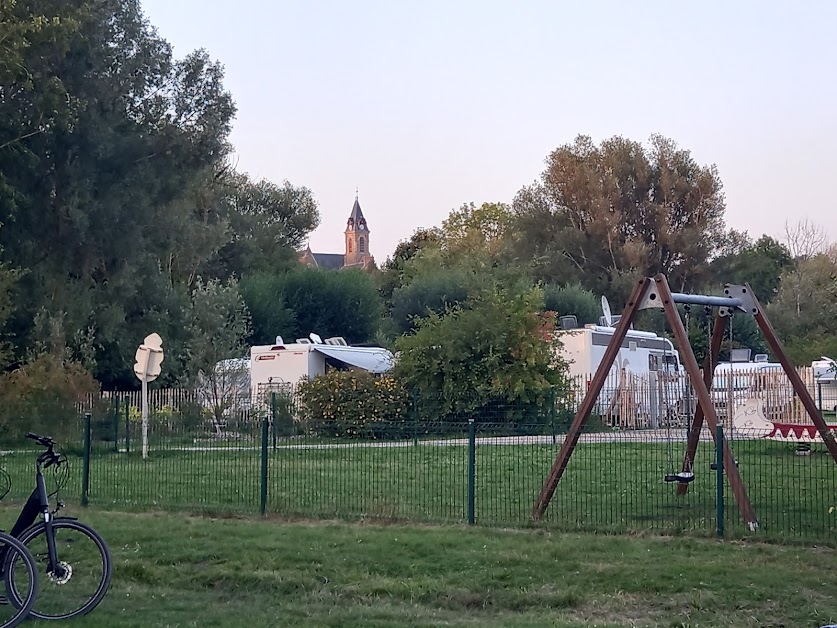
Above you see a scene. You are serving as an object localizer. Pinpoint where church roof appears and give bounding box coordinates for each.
[311,253,345,270]
[347,197,368,232]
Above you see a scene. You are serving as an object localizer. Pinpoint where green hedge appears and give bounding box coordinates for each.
[297,371,411,439]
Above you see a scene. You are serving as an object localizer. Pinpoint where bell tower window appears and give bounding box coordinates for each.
[359,237,366,253]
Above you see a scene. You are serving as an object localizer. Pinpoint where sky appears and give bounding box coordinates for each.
[140,0,837,262]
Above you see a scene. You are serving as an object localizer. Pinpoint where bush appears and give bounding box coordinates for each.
[297,371,411,439]
[0,353,100,446]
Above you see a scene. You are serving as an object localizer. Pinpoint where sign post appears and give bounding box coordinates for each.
[133,333,164,460]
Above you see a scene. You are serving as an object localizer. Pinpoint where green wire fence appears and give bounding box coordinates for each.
[0,388,835,543]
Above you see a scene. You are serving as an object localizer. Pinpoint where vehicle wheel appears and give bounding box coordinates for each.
[6,519,112,620]
[0,531,39,628]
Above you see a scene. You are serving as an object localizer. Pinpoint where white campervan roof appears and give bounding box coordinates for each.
[813,357,837,381]
[248,334,395,399]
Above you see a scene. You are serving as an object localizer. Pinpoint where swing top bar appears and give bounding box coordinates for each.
[638,283,756,314]
[670,293,743,308]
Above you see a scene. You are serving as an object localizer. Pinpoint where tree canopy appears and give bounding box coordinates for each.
[513,134,726,301]
[0,0,319,387]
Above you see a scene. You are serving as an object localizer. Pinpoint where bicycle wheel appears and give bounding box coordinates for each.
[0,531,39,628]
[6,519,112,620]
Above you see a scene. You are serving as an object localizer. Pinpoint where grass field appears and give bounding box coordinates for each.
[1,506,835,627]
[3,433,835,541]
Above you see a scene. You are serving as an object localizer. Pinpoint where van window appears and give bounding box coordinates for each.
[661,355,679,372]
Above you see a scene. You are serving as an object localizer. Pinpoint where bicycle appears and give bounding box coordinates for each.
[0,469,40,628]
[1,433,112,620]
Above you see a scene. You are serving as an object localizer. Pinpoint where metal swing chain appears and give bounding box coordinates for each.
[662,305,697,485]
[680,305,694,476]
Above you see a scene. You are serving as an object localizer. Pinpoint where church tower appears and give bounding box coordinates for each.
[344,194,372,268]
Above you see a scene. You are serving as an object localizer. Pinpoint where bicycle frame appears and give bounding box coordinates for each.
[7,451,65,576]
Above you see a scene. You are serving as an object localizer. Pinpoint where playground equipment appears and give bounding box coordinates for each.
[531,275,837,531]
[733,397,837,442]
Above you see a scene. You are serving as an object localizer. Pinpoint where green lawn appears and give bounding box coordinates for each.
[3,434,834,542]
[1,507,835,627]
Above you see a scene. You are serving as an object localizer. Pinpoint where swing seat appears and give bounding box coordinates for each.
[664,471,695,484]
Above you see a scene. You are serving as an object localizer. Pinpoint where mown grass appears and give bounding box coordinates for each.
[2,436,835,541]
[1,507,835,627]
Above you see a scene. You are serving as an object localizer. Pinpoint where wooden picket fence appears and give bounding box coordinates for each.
[565,366,834,430]
[82,365,835,433]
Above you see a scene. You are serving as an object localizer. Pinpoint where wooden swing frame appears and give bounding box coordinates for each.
[531,274,837,529]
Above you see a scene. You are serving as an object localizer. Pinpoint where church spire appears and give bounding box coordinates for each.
[347,194,367,232]
[344,193,371,267]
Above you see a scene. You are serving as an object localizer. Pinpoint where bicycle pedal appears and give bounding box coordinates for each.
[0,594,7,605]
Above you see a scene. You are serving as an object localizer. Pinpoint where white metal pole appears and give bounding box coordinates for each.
[142,377,149,460]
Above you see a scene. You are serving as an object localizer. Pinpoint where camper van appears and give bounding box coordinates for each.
[249,334,395,402]
[558,324,682,380]
[556,319,684,426]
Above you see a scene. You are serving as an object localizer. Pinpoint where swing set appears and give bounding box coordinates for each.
[532,274,837,530]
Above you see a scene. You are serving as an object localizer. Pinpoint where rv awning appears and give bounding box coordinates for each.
[313,346,394,373]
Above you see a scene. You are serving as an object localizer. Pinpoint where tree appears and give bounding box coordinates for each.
[542,283,601,325]
[784,219,829,260]
[0,1,319,387]
[707,234,793,304]
[0,1,236,379]
[767,246,837,364]
[238,272,297,346]
[439,202,518,261]
[241,267,381,346]
[513,134,726,299]
[390,268,474,335]
[394,287,566,414]
[378,228,443,307]
[187,278,251,431]
[204,173,320,280]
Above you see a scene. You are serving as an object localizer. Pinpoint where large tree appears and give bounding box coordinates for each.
[0,1,319,386]
[513,134,726,301]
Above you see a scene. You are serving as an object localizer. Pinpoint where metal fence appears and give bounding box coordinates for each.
[1,381,835,543]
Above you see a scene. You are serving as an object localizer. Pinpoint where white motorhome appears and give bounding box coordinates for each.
[556,321,683,426]
[558,324,682,380]
[249,334,395,402]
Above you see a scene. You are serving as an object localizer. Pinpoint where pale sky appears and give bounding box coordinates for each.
[141,0,837,262]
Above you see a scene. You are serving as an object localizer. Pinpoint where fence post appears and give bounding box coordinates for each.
[467,418,475,525]
[818,382,823,419]
[716,424,724,539]
[82,413,92,507]
[550,389,557,445]
[260,416,269,516]
[412,394,418,447]
[124,397,130,454]
[112,398,119,453]
[271,392,277,451]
